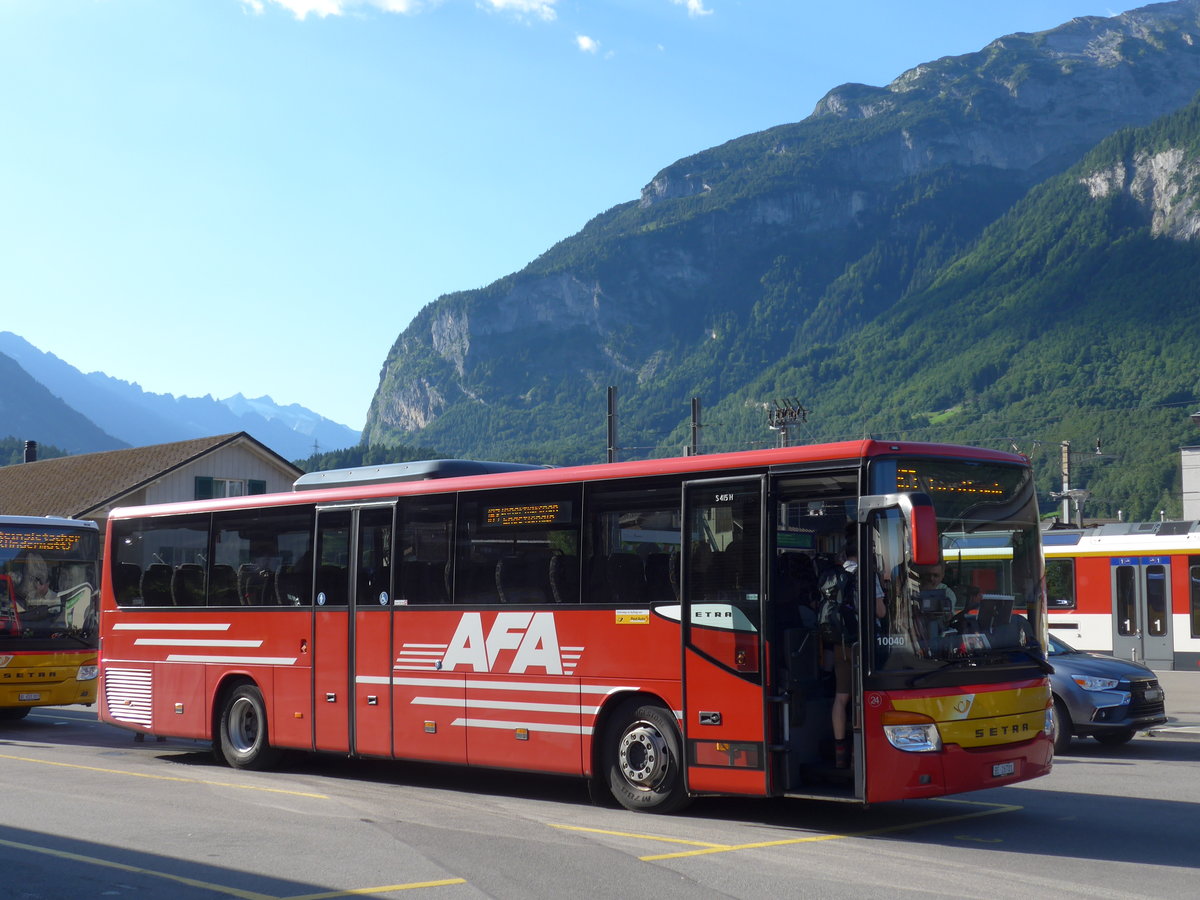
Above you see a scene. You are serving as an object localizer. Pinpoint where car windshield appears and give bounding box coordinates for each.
[867,457,1047,681]
[1046,633,1077,656]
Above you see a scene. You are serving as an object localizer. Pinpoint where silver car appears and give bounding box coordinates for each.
[1048,633,1167,754]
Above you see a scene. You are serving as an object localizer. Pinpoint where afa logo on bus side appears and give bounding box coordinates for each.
[438,612,567,674]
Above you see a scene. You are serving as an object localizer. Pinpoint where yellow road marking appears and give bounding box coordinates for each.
[552,797,1021,861]
[0,837,465,899]
[0,753,329,799]
[283,882,467,899]
[549,824,728,848]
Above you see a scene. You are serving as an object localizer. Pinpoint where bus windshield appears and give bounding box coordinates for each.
[0,520,99,648]
[867,457,1045,679]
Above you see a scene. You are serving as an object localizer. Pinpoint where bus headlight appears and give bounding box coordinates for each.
[77,666,99,682]
[882,711,942,752]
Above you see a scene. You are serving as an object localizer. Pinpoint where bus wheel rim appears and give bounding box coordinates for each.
[618,721,670,790]
[229,697,259,752]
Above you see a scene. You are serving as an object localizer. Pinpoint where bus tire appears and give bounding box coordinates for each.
[0,707,31,721]
[603,700,690,814]
[217,683,282,770]
[1052,697,1072,756]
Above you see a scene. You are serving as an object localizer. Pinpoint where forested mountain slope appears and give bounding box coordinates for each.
[365,1,1200,518]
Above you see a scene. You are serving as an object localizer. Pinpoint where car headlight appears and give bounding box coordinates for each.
[882,711,942,752]
[1071,675,1121,692]
[77,665,99,682]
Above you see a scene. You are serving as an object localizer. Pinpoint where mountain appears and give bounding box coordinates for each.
[0,351,126,454]
[364,0,1200,519]
[0,333,360,461]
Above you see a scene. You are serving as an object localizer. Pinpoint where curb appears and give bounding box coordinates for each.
[1145,724,1200,740]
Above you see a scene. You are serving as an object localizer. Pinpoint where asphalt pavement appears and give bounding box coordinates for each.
[1147,668,1200,740]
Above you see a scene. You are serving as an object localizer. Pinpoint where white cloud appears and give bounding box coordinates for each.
[575,34,599,54]
[480,0,557,22]
[671,0,712,17]
[244,0,426,20]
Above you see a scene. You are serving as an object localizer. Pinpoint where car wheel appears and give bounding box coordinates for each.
[1052,697,1072,756]
[1093,729,1136,747]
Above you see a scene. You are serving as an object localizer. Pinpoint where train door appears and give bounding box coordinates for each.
[680,477,769,797]
[1111,556,1172,668]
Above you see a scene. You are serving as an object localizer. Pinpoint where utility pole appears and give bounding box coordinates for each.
[767,399,808,447]
[607,386,619,463]
[1061,440,1071,523]
[689,397,701,456]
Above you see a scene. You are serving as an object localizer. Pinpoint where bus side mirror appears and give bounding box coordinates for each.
[858,492,940,567]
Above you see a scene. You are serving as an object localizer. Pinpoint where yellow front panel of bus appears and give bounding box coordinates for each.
[891,685,1049,748]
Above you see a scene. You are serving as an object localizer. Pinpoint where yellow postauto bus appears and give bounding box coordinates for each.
[0,515,100,719]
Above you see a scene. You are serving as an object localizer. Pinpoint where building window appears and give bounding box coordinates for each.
[195,477,268,500]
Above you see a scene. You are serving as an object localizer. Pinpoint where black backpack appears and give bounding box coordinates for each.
[817,567,857,643]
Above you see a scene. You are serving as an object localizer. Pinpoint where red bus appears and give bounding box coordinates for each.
[2,515,100,719]
[1044,521,1200,670]
[98,442,1053,811]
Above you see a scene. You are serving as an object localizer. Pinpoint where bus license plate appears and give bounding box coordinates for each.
[18,693,41,702]
[992,761,1016,778]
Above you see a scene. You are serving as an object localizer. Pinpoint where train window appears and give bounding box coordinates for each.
[1045,558,1075,610]
[1146,564,1168,637]
[1114,565,1137,636]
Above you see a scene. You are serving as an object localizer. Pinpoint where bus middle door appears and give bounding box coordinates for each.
[681,477,769,797]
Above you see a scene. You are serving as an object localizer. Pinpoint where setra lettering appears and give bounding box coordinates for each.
[974,722,1030,739]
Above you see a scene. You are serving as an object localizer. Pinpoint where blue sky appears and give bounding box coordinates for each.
[1,0,1121,433]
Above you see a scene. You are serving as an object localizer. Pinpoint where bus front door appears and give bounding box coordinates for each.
[681,477,769,797]
[1111,556,1173,668]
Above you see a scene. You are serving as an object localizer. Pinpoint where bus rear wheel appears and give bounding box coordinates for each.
[604,701,689,814]
[217,683,282,770]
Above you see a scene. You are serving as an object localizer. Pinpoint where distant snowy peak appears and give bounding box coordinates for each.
[0,332,361,460]
[220,393,353,435]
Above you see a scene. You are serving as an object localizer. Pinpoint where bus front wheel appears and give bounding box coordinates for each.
[603,700,690,814]
[217,684,282,770]
[0,707,31,721]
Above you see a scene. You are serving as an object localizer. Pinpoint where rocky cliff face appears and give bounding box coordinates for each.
[366,0,1200,462]
[1082,148,1200,240]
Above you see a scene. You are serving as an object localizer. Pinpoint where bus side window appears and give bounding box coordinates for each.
[454,487,580,605]
[582,478,682,606]
[396,498,454,606]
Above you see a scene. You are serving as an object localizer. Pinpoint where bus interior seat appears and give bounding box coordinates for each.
[209,564,239,605]
[171,564,206,606]
[644,552,676,603]
[605,553,646,604]
[141,564,173,605]
[548,554,579,603]
[115,562,143,605]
